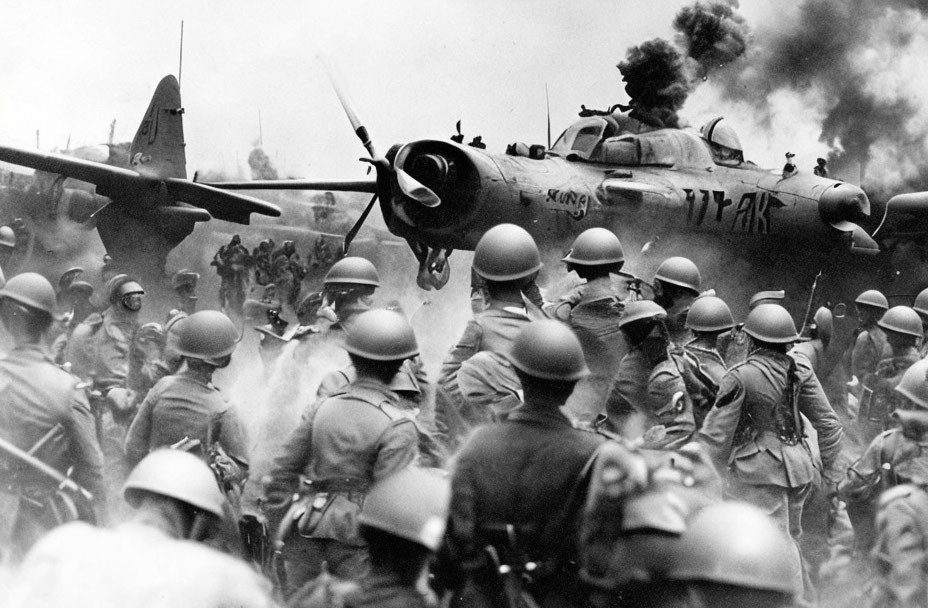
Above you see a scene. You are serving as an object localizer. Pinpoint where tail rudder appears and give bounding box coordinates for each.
[129,75,186,179]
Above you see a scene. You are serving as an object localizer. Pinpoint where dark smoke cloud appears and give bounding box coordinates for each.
[618,2,748,128]
[702,0,928,197]
[247,147,279,180]
[618,39,691,128]
[673,1,749,77]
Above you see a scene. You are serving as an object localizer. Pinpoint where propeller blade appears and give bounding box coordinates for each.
[396,169,441,208]
[343,193,380,254]
[318,55,378,161]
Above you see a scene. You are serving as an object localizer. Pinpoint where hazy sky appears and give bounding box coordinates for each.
[0,0,792,180]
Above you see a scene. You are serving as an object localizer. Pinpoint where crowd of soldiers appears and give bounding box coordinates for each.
[4,221,928,607]
[212,234,337,318]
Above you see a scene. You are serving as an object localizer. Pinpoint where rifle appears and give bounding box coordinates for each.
[482,524,542,608]
[0,434,92,503]
[799,270,823,338]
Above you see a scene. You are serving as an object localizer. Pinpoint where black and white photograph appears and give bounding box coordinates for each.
[2,1,928,606]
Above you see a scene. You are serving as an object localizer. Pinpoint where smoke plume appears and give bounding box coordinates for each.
[618,2,748,128]
[698,0,928,197]
[247,147,279,181]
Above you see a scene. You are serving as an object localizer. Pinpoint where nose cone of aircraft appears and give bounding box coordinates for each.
[819,182,870,222]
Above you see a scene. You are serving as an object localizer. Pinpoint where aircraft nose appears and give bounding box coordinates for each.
[819,182,870,222]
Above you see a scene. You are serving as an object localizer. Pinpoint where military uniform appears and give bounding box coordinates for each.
[840,427,928,552]
[663,296,695,346]
[646,353,698,448]
[267,378,419,592]
[124,372,250,469]
[603,347,652,436]
[697,349,843,542]
[548,277,628,425]
[682,341,726,428]
[0,343,104,557]
[437,303,536,445]
[867,484,928,608]
[857,351,920,446]
[442,404,605,607]
[852,326,891,383]
[66,305,139,391]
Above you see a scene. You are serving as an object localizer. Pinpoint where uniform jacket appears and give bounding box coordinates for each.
[841,428,928,500]
[0,343,103,500]
[869,484,928,608]
[664,296,695,346]
[445,405,605,577]
[852,326,891,381]
[268,379,418,545]
[646,355,697,448]
[604,348,651,430]
[124,373,249,468]
[65,306,139,390]
[698,348,843,488]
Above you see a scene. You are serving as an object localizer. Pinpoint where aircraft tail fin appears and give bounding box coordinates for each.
[129,75,187,179]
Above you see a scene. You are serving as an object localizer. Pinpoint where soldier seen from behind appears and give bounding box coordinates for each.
[683,295,734,428]
[0,273,104,559]
[262,309,422,596]
[911,287,928,358]
[847,290,891,408]
[212,234,251,317]
[171,268,200,315]
[547,227,630,426]
[697,303,843,600]
[439,320,606,608]
[438,223,545,449]
[8,449,276,607]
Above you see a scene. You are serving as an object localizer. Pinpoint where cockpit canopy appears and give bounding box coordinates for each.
[552,115,743,169]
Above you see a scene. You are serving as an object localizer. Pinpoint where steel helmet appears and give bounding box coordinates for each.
[654,257,701,293]
[812,306,834,346]
[743,303,799,344]
[748,290,785,309]
[359,468,451,551]
[855,289,889,311]
[472,224,543,281]
[699,117,743,154]
[65,280,94,299]
[57,266,85,292]
[666,501,798,595]
[0,225,15,248]
[562,228,625,266]
[0,272,60,317]
[171,269,200,291]
[324,256,380,288]
[619,300,668,328]
[895,358,928,410]
[508,319,589,381]
[686,296,735,332]
[914,288,928,318]
[104,274,142,306]
[118,280,145,298]
[123,449,225,518]
[344,309,419,361]
[878,306,923,338]
[173,310,240,365]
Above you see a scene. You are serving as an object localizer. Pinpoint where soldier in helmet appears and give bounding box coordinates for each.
[855,306,923,448]
[8,450,275,607]
[291,468,451,608]
[697,304,843,600]
[912,287,928,358]
[547,227,631,425]
[700,117,745,166]
[840,357,928,555]
[791,307,834,378]
[263,309,421,594]
[439,320,606,608]
[682,295,736,429]
[0,224,15,275]
[124,310,249,488]
[314,256,380,329]
[252,238,276,286]
[211,234,251,316]
[651,256,702,346]
[170,269,200,315]
[723,289,786,366]
[868,480,928,607]
[848,289,891,391]
[438,224,545,448]
[0,273,104,559]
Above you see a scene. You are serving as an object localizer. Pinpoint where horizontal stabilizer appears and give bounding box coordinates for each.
[163,179,281,224]
[204,179,377,193]
[158,205,212,223]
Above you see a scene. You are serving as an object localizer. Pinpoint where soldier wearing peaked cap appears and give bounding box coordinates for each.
[438,320,606,608]
[263,309,422,596]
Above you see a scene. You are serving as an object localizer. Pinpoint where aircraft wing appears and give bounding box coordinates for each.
[163,178,282,224]
[203,179,377,192]
[0,144,141,197]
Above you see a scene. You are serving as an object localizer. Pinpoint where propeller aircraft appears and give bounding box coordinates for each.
[205,67,928,320]
[0,75,282,279]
